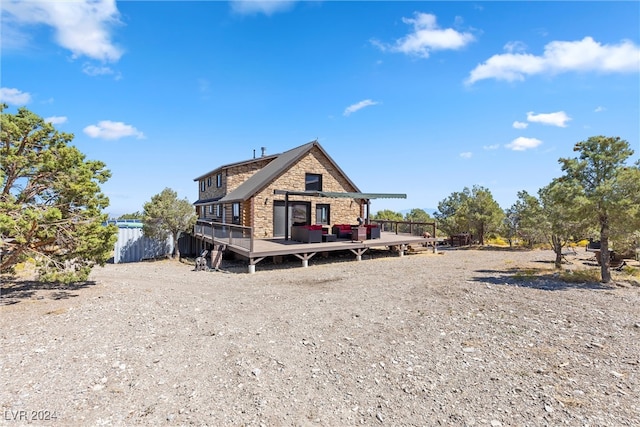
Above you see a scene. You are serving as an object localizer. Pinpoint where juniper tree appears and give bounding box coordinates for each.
[0,104,116,282]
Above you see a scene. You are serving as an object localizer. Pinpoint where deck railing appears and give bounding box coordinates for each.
[370,219,436,237]
[194,220,254,252]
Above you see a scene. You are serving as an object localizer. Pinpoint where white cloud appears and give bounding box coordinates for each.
[230,0,296,16]
[2,0,123,62]
[594,106,606,112]
[343,99,379,116]
[45,116,67,125]
[459,151,473,158]
[83,120,145,140]
[527,111,571,127]
[505,137,543,151]
[513,121,528,129]
[372,12,475,58]
[0,87,31,105]
[467,36,640,84]
[504,41,527,53]
[82,63,121,79]
[483,144,500,150]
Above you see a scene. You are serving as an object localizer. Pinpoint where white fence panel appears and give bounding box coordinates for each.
[113,227,173,263]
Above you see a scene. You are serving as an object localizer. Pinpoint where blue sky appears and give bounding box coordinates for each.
[2,1,639,217]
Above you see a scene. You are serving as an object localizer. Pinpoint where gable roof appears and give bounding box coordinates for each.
[218,140,361,204]
[193,154,278,182]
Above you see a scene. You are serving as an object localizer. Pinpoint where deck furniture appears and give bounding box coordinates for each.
[365,224,380,239]
[291,225,323,243]
[332,224,354,239]
[322,233,337,242]
[351,226,367,242]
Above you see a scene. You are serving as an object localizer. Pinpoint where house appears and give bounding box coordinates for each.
[193,140,371,238]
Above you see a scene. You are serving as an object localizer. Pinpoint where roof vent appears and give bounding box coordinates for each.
[261,146,266,157]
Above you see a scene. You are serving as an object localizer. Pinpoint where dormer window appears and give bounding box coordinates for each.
[305,173,322,191]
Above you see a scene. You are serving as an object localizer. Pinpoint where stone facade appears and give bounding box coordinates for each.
[195,145,363,238]
[197,158,272,203]
[251,148,362,237]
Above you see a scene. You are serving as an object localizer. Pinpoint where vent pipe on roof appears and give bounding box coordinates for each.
[261,146,266,157]
[253,149,256,159]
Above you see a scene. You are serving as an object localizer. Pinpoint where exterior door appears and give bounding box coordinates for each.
[273,201,311,237]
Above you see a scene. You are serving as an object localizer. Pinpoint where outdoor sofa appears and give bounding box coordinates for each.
[291,224,323,243]
[331,224,380,240]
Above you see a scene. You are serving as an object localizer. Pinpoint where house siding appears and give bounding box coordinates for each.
[251,146,361,237]
[197,158,272,220]
[195,143,365,238]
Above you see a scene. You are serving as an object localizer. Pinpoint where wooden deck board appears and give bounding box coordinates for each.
[194,231,436,272]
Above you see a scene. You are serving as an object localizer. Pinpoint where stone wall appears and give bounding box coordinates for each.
[197,158,272,203]
[251,147,362,237]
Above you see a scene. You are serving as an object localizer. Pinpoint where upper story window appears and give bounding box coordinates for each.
[216,174,222,188]
[207,177,212,187]
[200,180,206,192]
[305,173,322,191]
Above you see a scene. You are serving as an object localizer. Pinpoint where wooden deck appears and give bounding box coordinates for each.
[194,230,437,273]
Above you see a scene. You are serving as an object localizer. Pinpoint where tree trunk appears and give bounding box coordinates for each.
[172,231,181,259]
[552,235,563,269]
[599,214,611,283]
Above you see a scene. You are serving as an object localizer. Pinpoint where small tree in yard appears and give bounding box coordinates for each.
[0,105,117,282]
[558,136,639,283]
[538,180,592,269]
[435,185,504,245]
[506,190,547,248]
[143,188,196,259]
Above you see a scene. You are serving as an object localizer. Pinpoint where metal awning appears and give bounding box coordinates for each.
[193,196,223,206]
[273,190,406,199]
[273,190,407,240]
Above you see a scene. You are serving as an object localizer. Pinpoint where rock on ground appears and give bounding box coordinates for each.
[1,248,639,426]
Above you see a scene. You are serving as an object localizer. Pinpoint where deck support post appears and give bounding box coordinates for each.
[349,248,368,261]
[398,244,407,257]
[293,252,317,268]
[248,256,266,274]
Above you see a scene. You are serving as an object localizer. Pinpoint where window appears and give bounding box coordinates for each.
[305,173,322,191]
[215,205,222,218]
[207,177,212,187]
[200,180,206,192]
[216,174,222,188]
[232,203,240,224]
[208,205,214,214]
[200,205,206,217]
[316,204,330,225]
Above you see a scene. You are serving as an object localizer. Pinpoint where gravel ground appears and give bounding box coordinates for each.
[1,248,639,426]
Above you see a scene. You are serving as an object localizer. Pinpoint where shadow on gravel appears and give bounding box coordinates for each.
[471,269,610,291]
[0,279,98,305]
[202,248,400,274]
